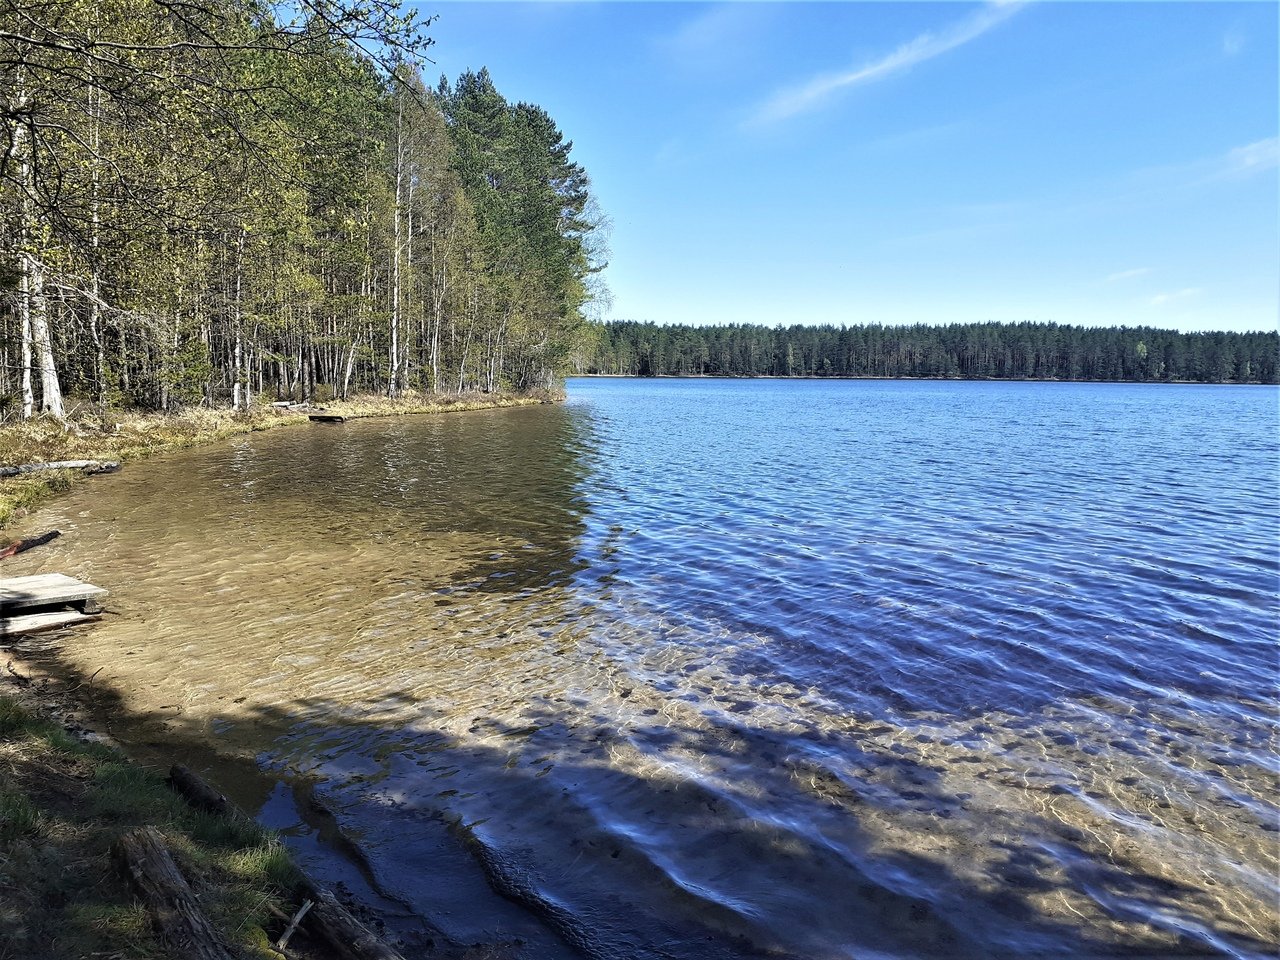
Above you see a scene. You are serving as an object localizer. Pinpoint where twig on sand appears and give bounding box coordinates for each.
[276,899,314,952]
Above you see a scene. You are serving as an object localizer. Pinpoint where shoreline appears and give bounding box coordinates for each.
[0,390,557,530]
[569,372,1278,385]
[0,389,559,957]
[0,649,447,958]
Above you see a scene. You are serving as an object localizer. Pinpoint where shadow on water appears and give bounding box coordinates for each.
[17,650,1276,960]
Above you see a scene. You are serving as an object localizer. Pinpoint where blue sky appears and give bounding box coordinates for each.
[419,2,1278,333]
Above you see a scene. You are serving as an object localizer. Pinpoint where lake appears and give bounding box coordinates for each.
[10,378,1278,959]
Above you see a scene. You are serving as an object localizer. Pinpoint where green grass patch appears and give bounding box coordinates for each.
[0,786,41,840]
[0,692,305,956]
[224,838,302,889]
[188,808,270,849]
[89,761,190,823]
[0,695,37,736]
[63,903,160,957]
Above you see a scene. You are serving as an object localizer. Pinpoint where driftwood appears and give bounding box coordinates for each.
[308,414,345,423]
[169,764,240,819]
[300,887,405,960]
[0,460,120,478]
[167,765,407,960]
[0,529,60,560]
[277,898,314,952]
[114,826,236,960]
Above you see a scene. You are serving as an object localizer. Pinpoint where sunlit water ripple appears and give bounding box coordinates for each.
[8,378,1278,959]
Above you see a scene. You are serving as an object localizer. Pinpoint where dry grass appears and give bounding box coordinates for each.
[324,389,553,420]
[0,389,557,529]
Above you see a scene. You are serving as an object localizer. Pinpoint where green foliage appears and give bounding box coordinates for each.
[1,2,600,412]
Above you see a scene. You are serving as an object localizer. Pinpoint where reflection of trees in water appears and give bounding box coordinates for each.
[249,406,596,593]
[67,404,598,594]
[30,652,1280,960]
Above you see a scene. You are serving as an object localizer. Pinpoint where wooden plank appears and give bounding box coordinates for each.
[0,608,99,637]
[0,573,108,611]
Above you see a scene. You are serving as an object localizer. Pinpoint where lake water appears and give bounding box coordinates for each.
[9,378,1279,959]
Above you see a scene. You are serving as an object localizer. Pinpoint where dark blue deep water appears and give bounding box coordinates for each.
[568,378,1277,725]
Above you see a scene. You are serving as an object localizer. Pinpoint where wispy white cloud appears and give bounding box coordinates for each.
[883,136,1275,250]
[1222,30,1245,57]
[660,3,775,73]
[748,2,1023,126]
[1214,137,1279,179]
[1106,268,1153,283]
[1129,136,1280,192]
[1150,288,1202,306]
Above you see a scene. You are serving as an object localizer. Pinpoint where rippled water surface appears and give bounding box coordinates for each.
[10,379,1279,959]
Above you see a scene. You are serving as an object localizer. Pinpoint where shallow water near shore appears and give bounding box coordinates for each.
[8,379,1279,958]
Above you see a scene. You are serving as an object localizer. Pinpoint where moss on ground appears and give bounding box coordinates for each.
[0,389,556,529]
[0,691,303,959]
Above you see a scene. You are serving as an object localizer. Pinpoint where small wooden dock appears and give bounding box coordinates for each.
[0,573,108,638]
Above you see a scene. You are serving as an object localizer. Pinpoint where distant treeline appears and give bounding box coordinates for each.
[580,321,1279,384]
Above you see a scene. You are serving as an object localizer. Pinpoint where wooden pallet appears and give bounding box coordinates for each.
[0,608,101,638]
[0,573,108,638]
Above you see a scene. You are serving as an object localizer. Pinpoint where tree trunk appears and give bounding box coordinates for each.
[27,254,64,418]
[388,92,405,398]
[18,258,33,419]
[14,71,63,419]
[232,228,246,411]
[88,75,106,407]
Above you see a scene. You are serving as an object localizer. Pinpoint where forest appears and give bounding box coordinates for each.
[1,0,605,420]
[582,320,1279,384]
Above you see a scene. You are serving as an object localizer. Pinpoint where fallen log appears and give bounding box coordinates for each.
[169,765,240,819]
[114,826,236,960]
[167,765,407,960]
[274,402,325,412]
[301,887,406,960]
[308,414,345,423]
[0,460,120,478]
[0,529,60,560]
